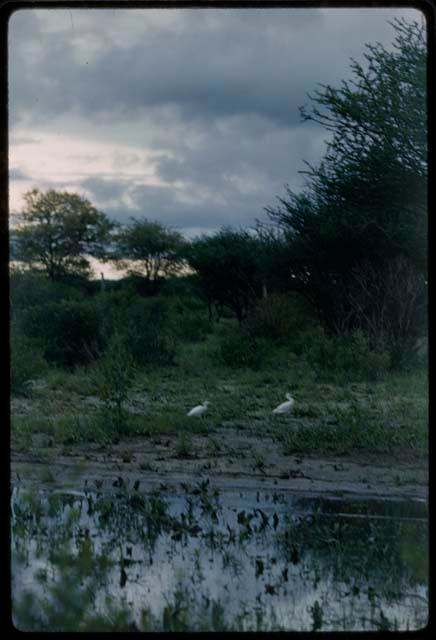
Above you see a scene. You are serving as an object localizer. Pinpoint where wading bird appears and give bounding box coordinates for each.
[272,393,295,414]
[187,400,209,417]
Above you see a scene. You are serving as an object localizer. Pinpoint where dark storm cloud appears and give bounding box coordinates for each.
[79,173,276,235]
[8,8,342,128]
[78,116,326,231]
[154,117,323,187]
[9,7,420,229]
[81,176,129,202]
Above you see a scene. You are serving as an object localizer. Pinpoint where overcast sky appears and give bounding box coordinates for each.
[9,6,422,240]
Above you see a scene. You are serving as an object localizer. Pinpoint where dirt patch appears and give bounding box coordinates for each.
[11,428,428,501]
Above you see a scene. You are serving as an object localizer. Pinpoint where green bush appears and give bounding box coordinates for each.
[161,290,213,343]
[98,292,177,366]
[175,431,193,458]
[159,275,202,299]
[174,309,212,342]
[91,332,136,435]
[245,293,315,342]
[217,333,268,369]
[10,269,82,310]
[304,331,389,382]
[10,327,47,394]
[22,298,102,369]
[123,320,177,367]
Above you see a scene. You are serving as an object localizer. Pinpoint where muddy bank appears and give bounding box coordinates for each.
[11,429,428,501]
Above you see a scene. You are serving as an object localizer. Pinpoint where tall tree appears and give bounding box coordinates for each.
[301,18,426,181]
[115,218,186,294]
[11,189,114,280]
[185,228,262,325]
[266,18,427,336]
[254,224,292,298]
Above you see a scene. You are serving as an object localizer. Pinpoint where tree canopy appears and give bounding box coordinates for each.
[114,218,187,294]
[185,228,263,324]
[300,19,426,179]
[11,189,114,280]
[266,18,427,337]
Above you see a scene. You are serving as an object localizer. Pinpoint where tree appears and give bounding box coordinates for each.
[266,18,427,339]
[114,218,186,295]
[185,228,262,325]
[301,19,426,180]
[11,189,114,280]
[345,255,426,366]
[254,224,293,298]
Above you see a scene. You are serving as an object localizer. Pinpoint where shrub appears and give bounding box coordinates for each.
[175,431,193,458]
[10,269,82,310]
[173,308,212,343]
[346,256,427,370]
[286,329,324,357]
[98,293,177,366]
[159,275,201,299]
[304,331,389,382]
[217,333,268,369]
[10,327,47,394]
[124,297,177,365]
[91,332,137,435]
[245,293,315,342]
[22,298,102,368]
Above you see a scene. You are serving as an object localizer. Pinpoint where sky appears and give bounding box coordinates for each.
[9,6,422,245]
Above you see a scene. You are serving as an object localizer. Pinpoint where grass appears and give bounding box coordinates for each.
[40,468,56,483]
[121,450,133,463]
[10,322,428,460]
[11,413,114,449]
[271,388,427,456]
[175,431,193,458]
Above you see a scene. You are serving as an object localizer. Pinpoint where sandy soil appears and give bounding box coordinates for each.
[11,428,428,501]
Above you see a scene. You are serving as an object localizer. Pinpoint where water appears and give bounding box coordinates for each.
[11,483,428,631]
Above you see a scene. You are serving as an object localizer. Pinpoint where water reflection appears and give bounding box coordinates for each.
[11,483,428,631]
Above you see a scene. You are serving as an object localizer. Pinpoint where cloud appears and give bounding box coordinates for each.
[9,135,40,146]
[80,176,130,204]
[8,6,422,229]
[75,119,327,232]
[9,7,417,128]
[79,174,271,235]
[9,167,29,181]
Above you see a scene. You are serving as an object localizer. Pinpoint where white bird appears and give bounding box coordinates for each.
[187,401,209,417]
[272,393,295,415]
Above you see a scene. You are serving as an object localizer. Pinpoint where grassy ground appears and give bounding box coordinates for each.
[11,321,428,463]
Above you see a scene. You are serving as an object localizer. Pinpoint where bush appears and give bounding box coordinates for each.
[10,269,82,311]
[10,327,47,394]
[216,333,268,369]
[346,256,427,371]
[159,275,201,299]
[286,329,324,357]
[173,306,212,342]
[304,331,390,382]
[123,320,177,367]
[177,312,211,342]
[245,293,315,342]
[175,431,193,458]
[91,332,136,435]
[22,298,102,369]
[98,292,177,366]
[126,297,177,366]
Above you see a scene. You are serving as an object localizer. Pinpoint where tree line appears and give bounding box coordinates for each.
[10,19,427,365]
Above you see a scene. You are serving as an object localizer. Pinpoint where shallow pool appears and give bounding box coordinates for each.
[11,482,428,631]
